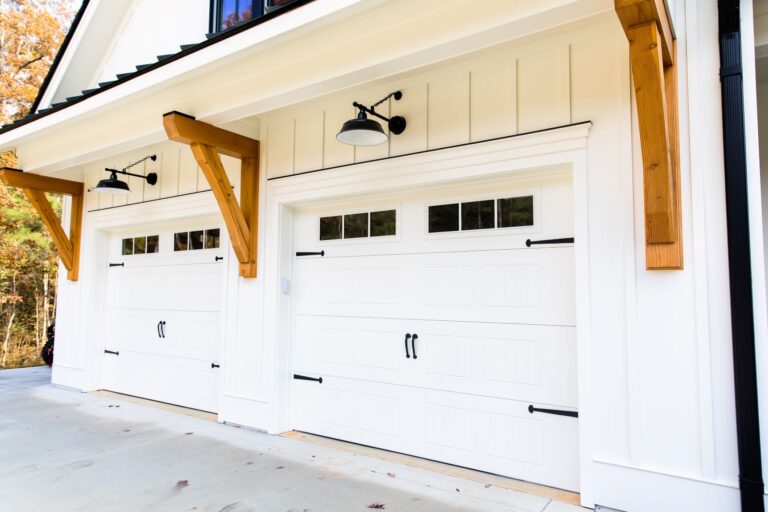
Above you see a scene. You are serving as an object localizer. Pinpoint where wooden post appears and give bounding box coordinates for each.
[615,0,683,269]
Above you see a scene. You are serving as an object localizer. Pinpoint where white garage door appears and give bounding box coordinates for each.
[102,223,225,413]
[291,174,579,491]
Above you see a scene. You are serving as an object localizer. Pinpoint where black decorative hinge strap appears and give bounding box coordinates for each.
[104,349,119,356]
[528,405,578,418]
[293,373,323,384]
[525,237,574,247]
[211,363,220,369]
[109,263,125,267]
[296,251,325,257]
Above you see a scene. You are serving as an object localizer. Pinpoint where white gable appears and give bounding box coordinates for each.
[40,0,209,109]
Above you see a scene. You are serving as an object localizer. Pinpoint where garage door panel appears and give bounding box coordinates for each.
[414,389,579,491]
[106,264,223,312]
[103,351,219,412]
[294,317,407,384]
[292,377,411,453]
[414,322,577,407]
[296,248,574,325]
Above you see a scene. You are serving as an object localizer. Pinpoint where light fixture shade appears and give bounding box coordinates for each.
[95,174,131,195]
[336,111,388,146]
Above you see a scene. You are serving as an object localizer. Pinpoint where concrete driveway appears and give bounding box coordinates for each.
[0,367,582,512]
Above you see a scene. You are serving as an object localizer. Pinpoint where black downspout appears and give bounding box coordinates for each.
[718,1,765,511]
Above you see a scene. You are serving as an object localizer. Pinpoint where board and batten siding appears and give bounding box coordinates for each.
[261,45,571,179]
[83,141,241,211]
[256,14,740,508]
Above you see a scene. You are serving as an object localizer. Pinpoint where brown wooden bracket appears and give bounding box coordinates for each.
[615,0,683,269]
[163,112,260,278]
[0,168,84,281]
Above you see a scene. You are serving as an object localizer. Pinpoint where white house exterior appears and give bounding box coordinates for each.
[2,1,767,510]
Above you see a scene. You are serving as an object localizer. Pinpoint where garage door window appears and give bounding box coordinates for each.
[174,229,221,251]
[428,195,534,233]
[122,235,160,255]
[320,210,397,241]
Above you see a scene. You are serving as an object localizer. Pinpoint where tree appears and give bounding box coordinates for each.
[0,0,77,367]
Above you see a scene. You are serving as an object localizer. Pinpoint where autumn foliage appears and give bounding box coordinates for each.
[0,0,76,367]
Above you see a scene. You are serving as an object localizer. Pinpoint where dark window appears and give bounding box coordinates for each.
[205,229,221,249]
[121,238,133,256]
[320,216,342,241]
[497,196,534,228]
[428,204,459,233]
[190,230,205,250]
[134,237,147,254]
[371,210,396,237]
[265,0,297,13]
[147,235,160,254]
[216,0,258,31]
[461,200,495,231]
[213,0,301,31]
[344,213,369,239]
[174,232,189,251]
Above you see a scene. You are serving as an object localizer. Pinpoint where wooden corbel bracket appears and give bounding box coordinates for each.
[615,0,683,269]
[0,168,84,281]
[163,111,260,278]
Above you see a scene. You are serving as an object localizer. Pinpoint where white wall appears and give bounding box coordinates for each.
[256,8,739,511]
[47,2,743,511]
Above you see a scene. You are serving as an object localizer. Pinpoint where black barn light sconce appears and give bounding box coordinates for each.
[94,155,158,195]
[337,91,406,146]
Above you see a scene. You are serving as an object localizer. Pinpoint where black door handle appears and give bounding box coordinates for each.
[404,333,411,358]
[104,349,119,356]
[215,256,224,261]
[211,363,220,369]
[109,262,124,267]
[528,405,578,418]
[159,321,166,338]
[296,251,325,257]
[157,321,162,339]
[411,334,418,359]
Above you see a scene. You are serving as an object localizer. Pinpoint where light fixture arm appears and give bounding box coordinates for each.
[350,91,406,135]
[104,168,149,180]
[101,154,158,185]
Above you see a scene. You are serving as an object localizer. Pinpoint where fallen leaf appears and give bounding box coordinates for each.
[386,473,396,478]
[484,484,492,489]
[455,488,460,492]
[367,504,385,509]
[246,461,254,466]
[176,480,189,488]
[185,432,193,435]
[276,466,285,470]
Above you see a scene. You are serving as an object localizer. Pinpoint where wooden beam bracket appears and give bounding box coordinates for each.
[615,0,683,269]
[164,112,260,278]
[0,168,84,281]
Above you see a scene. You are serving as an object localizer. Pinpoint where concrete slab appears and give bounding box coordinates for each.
[0,367,587,512]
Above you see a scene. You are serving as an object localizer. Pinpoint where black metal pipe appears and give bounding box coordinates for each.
[718,2,765,510]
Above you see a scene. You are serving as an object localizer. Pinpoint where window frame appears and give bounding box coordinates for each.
[424,188,542,240]
[211,0,266,33]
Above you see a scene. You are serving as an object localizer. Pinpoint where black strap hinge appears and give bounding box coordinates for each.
[528,405,578,418]
[296,251,325,257]
[526,237,574,247]
[293,373,323,384]
[109,263,125,267]
[104,349,119,356]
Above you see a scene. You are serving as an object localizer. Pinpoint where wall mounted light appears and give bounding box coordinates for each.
[94,155,158,195]
[337,91,406,146]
